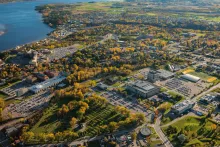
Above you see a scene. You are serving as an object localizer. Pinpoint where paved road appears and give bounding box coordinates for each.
[191,83,220,102]
[152,116,173,147]
[151,83,220,147]
[69,129,135,146]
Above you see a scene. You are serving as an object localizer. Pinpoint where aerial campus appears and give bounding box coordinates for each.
[0,0,220,147]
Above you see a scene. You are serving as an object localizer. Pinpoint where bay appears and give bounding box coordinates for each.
[0,0,100,51]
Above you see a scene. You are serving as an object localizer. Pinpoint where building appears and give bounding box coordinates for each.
[199,94,216,105]
[28,50,38,66]
[44,71,59,78]
[29,75,66,93]
[106,76,119,84]
[199,94,219,108]
[26,75,37,84]
[157,69,175,80]
[126,80,160,98]
[147,69,175,82]
[16,88,28,97]
[158,92,172,100]
[34,73,49,81]
[5,127,18,137]
[140,126,151,137]
[97,82,108,90]
[147,70,160,82]
[171,100,194,115]
[181,74,200,82]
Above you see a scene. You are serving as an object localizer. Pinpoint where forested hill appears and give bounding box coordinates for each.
[0,0,33,4]
[125,0,220,5]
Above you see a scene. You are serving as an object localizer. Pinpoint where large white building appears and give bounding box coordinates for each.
[181,74,200,82]
[29,75,66,93]
[126,80,160,98]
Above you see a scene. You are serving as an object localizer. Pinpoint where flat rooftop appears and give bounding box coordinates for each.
[172,100,194,111]
[129,80,158,94]
[29,75,66,92]
[157,69,175,79]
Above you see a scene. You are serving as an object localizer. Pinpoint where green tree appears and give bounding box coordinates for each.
[108,122,119,133]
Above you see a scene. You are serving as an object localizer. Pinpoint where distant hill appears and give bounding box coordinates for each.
[0,0,34,3]
[0,0,17,3]
[125,0,220,5]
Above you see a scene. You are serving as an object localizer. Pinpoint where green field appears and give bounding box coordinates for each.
[162,116,220,147]
[189,71,214,81]
[30,97,124,137]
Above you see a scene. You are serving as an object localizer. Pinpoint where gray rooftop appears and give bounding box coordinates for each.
[157,69,175,79]
[172,100,194,111]
[29,75,66,93]
[129,80,158,94]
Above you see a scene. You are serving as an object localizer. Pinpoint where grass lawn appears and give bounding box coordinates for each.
[161,116,172,125]
[151,140,163,146]
[189,71,216,82]
[165,116,201,133]
[112,82,121,87]
[73,2,114,12]
[30,97,74,134]
[30,97,124,137]
[146,12,157,16]
[162,116,219,146]
[30,103,62,134]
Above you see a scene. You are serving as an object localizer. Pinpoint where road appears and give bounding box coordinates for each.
[69,128,136,146]
[151,83,220,147]
[152,116,174,147]
[191,83,220,102]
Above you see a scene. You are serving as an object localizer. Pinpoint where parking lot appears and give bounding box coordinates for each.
[48,45,78,61]
[158,78,211,98]
[101,91,154,122]
[6,91,53,117]
[0,81,31,98]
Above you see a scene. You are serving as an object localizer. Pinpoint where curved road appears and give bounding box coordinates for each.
[152,116,173,147]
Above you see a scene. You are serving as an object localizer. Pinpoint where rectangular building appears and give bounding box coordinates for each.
[16,88,28,97]
[29,75,66,93]
[126,80,160,98]
[171,100,194,115]
[147,69,175,82]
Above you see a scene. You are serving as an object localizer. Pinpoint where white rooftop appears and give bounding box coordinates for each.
[29,75,65,93]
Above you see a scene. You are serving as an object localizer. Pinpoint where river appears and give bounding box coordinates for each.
[0,0,101,51]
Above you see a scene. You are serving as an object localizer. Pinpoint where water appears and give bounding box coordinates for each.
[0,0,100,51]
